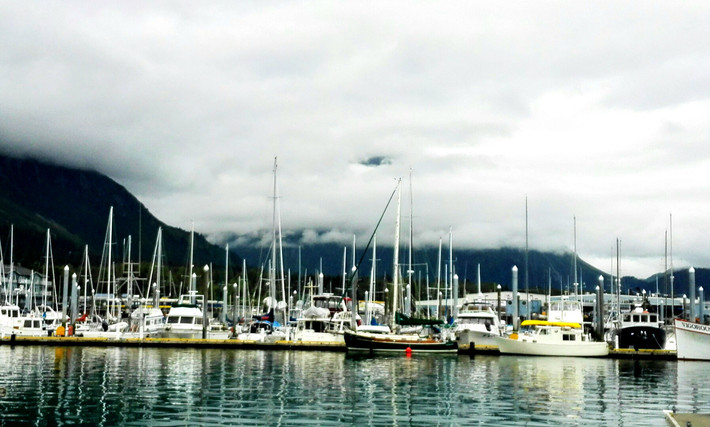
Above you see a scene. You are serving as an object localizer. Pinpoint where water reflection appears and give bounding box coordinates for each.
[0,347,709,426]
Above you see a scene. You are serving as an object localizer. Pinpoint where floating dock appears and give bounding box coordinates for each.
[1,335,678,359]
[0,335,346,351]
[664,409,710,426]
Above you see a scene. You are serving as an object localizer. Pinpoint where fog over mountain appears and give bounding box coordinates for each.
[2,2,710,278]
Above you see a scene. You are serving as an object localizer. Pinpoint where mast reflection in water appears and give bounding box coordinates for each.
[1,346,709,425]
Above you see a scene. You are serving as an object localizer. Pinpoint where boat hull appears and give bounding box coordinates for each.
[456,329,500,350]
[496,336,608,357]
[675,318,710,360]
[344,330,457,353]
[616,326,666,350]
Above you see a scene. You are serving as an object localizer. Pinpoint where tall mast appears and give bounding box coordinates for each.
[127,235,133,300]
[83,245,89,314]
[270,157,278,309]
[391,178,402,326]
[670,213,674,313]
[342,247,347,295]
[616,238,621,320]
[189,222,194,287]
[573,215,578,296]
[107,207,113,320]
[9,224,13,305]
[525,197,529,309]
[437,237,442,319]
[157,227,162,297]
[370,233,377,319]
[408,168,413,317]
[44,229,50,309]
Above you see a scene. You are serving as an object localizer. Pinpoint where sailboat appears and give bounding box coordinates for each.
[344,178,457,354]
[0,226,53,337]
[236,157,291,343]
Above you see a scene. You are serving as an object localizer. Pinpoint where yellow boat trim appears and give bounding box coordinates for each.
[520,320,581,328]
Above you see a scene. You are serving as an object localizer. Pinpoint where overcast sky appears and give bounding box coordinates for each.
[1,2,709,278]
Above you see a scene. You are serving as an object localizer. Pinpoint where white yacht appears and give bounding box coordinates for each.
[455,300,503,350]
[0,305,47,337]
[496,320,609,357]
[162,294,229,340]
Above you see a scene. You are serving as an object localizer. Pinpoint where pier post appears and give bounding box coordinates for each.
[453,275,459,320]
[689,268,696,321]
[62,266,69,334]
[512,266,519,332]
[596,276,604,341]
[203,265,209,339]
[233,282,238,333]
[497,284,502,324]
[700,287,705,324]
[70,273,78,327]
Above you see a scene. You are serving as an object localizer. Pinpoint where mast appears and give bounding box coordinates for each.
[391,178,402,327]
[573,215,578,297]
[449,227,455,320]
[670,213,674,316]
[83,245,90,315]
[107,207,113,320]
[342,247,347,295]
[189,222,194,291]
[525,197,529,310]
[9,224,13,305]
[44,229,50,309]
[369,233,377,324]
[436,237,442,319]
[127,235,133,301]
[157,227,163,300]
[407,168,413,317]
[616,238,621,321]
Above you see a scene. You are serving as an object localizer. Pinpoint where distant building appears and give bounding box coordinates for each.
[1,264,55,308]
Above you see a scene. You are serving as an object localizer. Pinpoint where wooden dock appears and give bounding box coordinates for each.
[0,335,346,351]
[1,335,677,359]
[664,409,710,426]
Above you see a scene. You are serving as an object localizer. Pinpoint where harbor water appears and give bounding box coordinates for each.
[1,346,708,426]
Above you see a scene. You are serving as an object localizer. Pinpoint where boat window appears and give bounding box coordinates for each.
[633,315,640,322]
[180,317,193,324]
[24,320,32,328]
[195,318,203,325]
[167,316,180,324]
[650,314,657,322]
[35,321,41,328]
[562,334,576,341]
[623,314,630,322]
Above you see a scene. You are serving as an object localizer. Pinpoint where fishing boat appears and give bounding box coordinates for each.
[613,305,666,350]
[674,318,710,360]
[455,299,503,350]
[496,320,609,357]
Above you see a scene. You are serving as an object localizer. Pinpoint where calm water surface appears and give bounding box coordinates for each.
[0,345,708,426]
